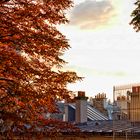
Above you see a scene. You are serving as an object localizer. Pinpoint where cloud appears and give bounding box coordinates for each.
[69,0,116,29]
[63,65,126,77]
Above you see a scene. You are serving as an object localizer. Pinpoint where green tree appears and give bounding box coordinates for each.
[0,0,81,137]
[130,0,140,32]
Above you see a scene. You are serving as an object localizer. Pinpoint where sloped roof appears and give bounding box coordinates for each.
[76,120,140,134]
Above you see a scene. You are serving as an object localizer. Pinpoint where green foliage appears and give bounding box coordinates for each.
[130,0,140,32]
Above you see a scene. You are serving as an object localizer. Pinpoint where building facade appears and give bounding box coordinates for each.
[113,83,140,122]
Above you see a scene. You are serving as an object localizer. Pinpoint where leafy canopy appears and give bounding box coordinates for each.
[0,0,81,131]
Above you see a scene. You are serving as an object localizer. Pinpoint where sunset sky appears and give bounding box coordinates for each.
[59,0,140,100]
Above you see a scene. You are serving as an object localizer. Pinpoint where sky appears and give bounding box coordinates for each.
[59,0,140,100]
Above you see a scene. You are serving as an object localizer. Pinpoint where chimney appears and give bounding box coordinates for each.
[75,91,88,124]
[63,102,69,122]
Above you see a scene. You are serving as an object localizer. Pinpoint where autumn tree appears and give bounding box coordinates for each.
[130,0,140,32]
[0,0,81,136]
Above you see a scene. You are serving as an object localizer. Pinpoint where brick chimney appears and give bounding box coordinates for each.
[75,91,88,124]
[92,93,108,116]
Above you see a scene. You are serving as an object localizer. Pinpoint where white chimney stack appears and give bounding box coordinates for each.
[63,102,69,122]
[75,91,88,124]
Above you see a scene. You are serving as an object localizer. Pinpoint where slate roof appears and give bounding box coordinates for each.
[76,120,140,134]
[50,102,110,121]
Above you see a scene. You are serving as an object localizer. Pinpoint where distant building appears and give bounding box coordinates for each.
[113,83,140,122]
[127,86,140,123]
[47,89,140,138]
[63,91,111,123]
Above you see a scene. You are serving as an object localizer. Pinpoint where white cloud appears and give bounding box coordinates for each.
[70,0,116,29]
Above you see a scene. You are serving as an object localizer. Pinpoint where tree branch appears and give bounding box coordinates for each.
[0,0,10,4]
[0,77,15,82]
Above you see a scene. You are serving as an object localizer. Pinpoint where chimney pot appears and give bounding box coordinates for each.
[78,91,85,97]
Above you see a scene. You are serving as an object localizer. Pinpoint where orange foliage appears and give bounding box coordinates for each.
[0,0,81,137]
